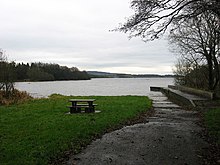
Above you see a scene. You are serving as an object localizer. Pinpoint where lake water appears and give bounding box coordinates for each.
[15,78,174,98]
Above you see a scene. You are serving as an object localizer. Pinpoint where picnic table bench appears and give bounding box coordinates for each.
[68,99,97,113]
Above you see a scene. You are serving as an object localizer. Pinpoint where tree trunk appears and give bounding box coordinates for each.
[207,57,214,90]
[212,55,220,90]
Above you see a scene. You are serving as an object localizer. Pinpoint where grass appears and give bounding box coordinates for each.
[204,108,220,144]
[0,95,151,165]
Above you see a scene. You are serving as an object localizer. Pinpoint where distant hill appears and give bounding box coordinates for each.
[87,71,174,78]
[87,71,118,78]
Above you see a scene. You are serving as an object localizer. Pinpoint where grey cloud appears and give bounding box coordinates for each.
[0,0,175,74]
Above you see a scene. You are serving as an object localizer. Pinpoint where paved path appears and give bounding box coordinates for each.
[66,92,208,165]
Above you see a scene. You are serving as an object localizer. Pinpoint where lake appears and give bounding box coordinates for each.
[15,78,174,98]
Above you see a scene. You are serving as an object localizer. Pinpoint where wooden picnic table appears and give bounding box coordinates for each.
[68,99,97,113]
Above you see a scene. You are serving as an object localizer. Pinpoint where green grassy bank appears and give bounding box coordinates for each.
[0,95,151,164]
[204,108,220,144]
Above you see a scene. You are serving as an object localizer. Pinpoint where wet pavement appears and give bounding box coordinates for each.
[66,92,208,165]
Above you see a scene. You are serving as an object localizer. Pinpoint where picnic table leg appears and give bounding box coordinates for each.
[91,105,95,112]
[85,107,89,113]
[87,101,95,113]
[71,101,81,113]
[76,107,81,113]
[70,107,77,113]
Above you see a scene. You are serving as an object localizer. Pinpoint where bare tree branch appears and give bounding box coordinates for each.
[116,0,220,41]
[169,12,220,90]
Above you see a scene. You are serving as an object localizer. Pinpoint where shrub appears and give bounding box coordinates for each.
[0,89,32,105]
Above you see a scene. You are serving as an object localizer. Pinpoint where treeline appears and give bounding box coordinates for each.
[8,62,90,81]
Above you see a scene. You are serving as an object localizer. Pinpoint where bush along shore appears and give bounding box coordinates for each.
[0,89,32,105]
[0,95,151,165]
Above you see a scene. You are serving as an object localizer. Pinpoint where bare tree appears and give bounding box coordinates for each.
[0,49,15,98]
[173,58,192,86]
[0,49,6,90]
[169,12,220,90]
[116,0,220,41]
[116,0,220,90]
[173,57,210,89]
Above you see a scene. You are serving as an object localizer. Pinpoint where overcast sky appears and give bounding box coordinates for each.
[0,0,175,74]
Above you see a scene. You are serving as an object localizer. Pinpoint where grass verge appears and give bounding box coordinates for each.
[0,95,151,165]
[204,108,220,144]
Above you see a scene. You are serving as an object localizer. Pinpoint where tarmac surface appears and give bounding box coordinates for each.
[66,92,208,165]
